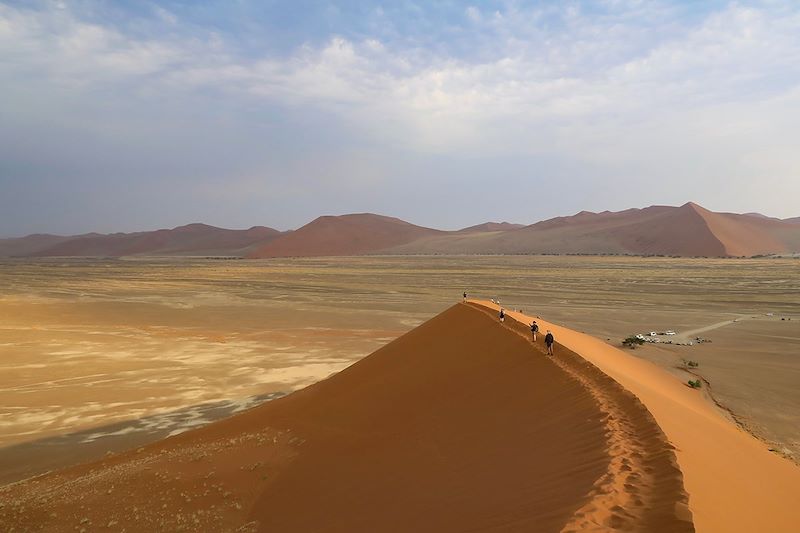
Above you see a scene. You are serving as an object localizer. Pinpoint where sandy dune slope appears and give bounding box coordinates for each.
[474,300,800,533]
[0,225,281,258]
[1,304,693,532]
[247,213,444,258]
[389,202,800,257]
[456,221,526,233]
[0,234,78,257]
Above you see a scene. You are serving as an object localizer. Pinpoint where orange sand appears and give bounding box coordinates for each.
[473,300,800,532]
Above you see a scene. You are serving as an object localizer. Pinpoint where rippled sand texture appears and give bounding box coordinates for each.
[1,256,798,476]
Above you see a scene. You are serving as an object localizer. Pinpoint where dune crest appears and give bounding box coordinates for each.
[246,213,443,258]
[456,221,526,233]
[474,300,800,532]
[1,304,693,532]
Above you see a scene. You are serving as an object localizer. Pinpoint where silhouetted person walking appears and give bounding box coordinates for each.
[499,308,505,323]
[463,291,467,302]
[531,321,539,342]
[545,330,554,355]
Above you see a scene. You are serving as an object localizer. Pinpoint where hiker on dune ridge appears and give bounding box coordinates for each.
[545,330,555,356]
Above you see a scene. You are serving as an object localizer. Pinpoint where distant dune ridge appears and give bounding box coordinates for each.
[3,203,799,258]
[247,213,444,258]
[1,223,282,258]
[455,221,527,233]
[390,202,800,257]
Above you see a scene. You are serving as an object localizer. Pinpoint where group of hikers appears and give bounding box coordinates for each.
[530,319,555,355]
[463,291,555,356]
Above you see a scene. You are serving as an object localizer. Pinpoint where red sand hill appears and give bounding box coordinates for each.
[5,203,799,258]
[456,221,526,233]
[22,224,281,257]
[686,203,790,257]
[0,233,78,257]
[247,213,443,258]
[389,202,800,257]
[0,304,693,532]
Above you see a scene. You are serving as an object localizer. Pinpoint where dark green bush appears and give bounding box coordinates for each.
[622,336,645,349]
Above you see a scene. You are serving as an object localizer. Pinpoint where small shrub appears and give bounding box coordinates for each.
[688,379,702,389]
[622,336,645,349]
[681,359,700,368]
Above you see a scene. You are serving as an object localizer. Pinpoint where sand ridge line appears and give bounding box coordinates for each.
[526,305,771,425]
[471,299,800,533]
[2,303,614,532]
[467,302,693,532]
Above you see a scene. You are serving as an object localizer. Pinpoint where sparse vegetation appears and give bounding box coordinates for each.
[688,379,702,389]
[681,359,700,368]
[622,336,645,349]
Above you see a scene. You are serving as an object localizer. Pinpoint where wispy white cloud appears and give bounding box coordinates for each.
[1,0,800,234]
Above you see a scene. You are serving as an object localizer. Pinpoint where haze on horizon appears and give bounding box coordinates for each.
[1,0,799,238]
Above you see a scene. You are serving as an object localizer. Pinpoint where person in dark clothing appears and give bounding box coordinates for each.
[499,308,505,323]
[531,321,539,342]
[545,330,555,355]
[463,291,467,302]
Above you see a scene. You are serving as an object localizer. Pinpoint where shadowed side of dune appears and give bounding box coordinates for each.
[241,303,610,531]
[470,303,694,532]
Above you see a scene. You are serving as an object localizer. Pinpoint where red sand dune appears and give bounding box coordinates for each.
[0,304,695,532]
[743,212,776,220]
[456,221,526,233]
[247,213,443,258]
[478,300,800,533]
[389,202,800,257]
[6,203,799,258]
[688,203,789,257]
[21,224,281,257]
[0,234,80,257]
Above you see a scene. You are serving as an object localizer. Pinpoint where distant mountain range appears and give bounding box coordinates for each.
[2,203,799,258]
[0,223,282,258]
[389,202,800,257]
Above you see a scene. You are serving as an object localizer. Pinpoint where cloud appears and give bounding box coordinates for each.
[131,1,800,158]
[1,0,800,235]
[0,4,186,85]
[4,2,798,145]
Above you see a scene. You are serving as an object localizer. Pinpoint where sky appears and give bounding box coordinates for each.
[1,0,799,237]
